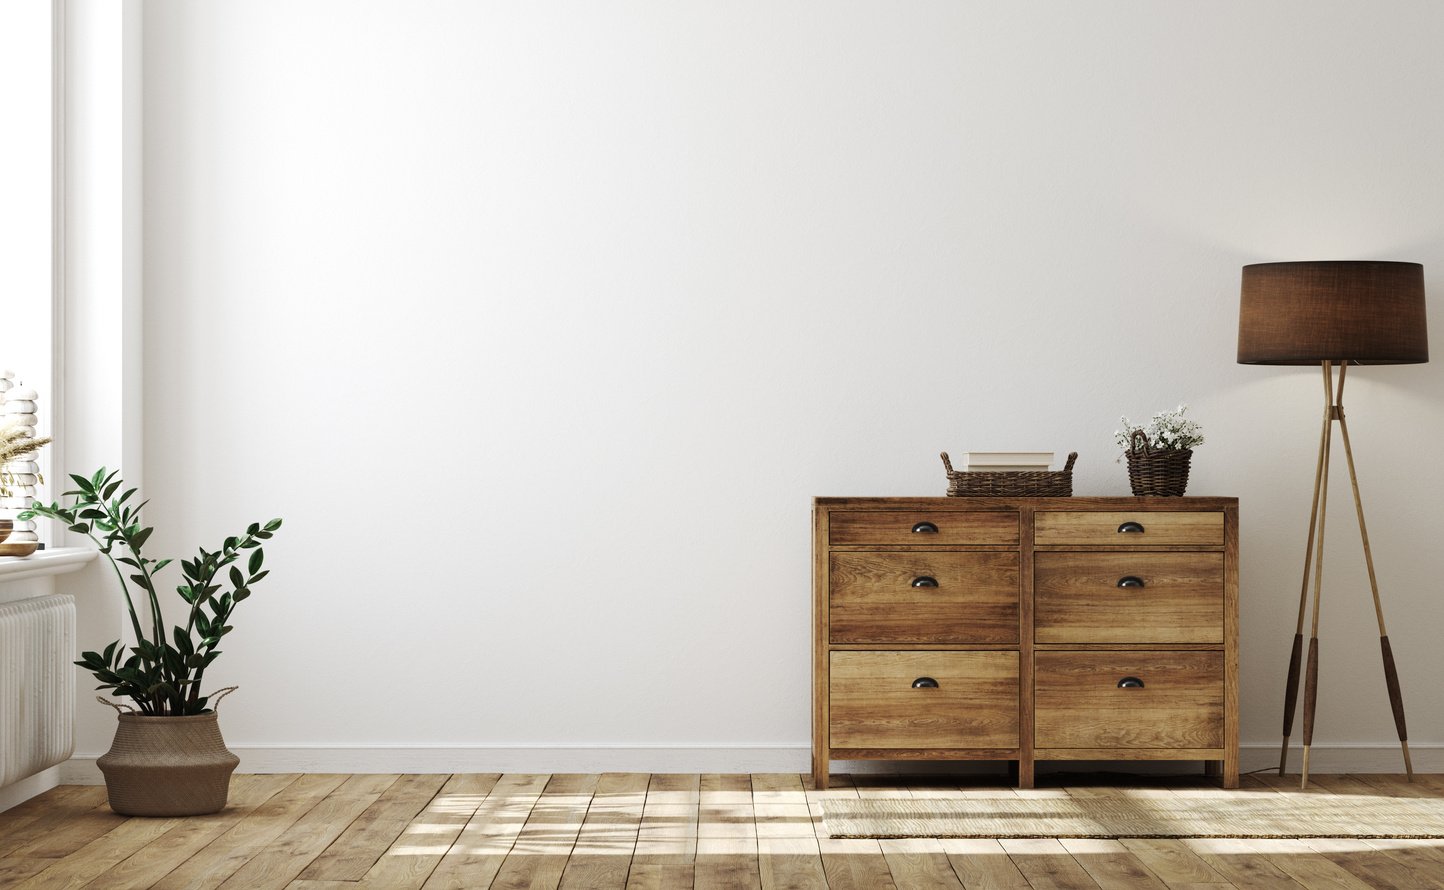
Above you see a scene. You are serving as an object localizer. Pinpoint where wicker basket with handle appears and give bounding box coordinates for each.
[941,451,1077,497]
[1124,429,1191,497]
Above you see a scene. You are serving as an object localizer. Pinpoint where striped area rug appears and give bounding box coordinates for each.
[821,794,1444,838]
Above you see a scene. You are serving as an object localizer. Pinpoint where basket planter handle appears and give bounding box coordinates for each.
[940,452,955,474]
[95,686,239,716]
[1129,429,1152,457]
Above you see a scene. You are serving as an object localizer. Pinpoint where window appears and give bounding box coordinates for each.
[0,1,55,544]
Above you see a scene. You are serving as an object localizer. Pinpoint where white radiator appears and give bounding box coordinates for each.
[0,595,75,787]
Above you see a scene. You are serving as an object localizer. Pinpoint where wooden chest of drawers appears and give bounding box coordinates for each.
[812,497,1238,789]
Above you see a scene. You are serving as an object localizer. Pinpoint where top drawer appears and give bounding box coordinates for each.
[1035,512,1223,546]
[829,511,1020,546]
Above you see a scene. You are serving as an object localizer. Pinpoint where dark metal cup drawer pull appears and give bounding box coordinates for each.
[911,521,939,534]
[1117,677,1145,688]
[912,677,939,688]
[911,576,939,588]
[1116,576,1145,588]
[1117,521,1145,534]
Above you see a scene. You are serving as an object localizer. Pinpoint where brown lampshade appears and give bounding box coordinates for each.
[1237,260,1428,365]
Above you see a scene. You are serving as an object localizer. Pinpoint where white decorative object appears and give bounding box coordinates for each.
[0,374,42,544]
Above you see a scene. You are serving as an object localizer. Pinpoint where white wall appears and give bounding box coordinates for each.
[124,1,1444,768]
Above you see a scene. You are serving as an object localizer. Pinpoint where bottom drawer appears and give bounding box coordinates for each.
[1034,651,1223,749]
[829,651,1019,749]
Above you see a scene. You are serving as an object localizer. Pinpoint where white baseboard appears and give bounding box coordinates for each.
[56,743,1443,786]
[0,767,61,812]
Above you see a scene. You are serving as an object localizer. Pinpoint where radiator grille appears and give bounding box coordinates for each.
[0,595,75,787]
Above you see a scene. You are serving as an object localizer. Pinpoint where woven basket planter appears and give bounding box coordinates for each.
[1124,430,1192,497]
[97,712,240,816]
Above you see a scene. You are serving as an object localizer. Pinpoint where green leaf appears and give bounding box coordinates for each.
[102,480,121,500]
[229,566,245,589]
[152,559,172,573]
[68,523,90,535]
[131,527,153,549]
[234,588,250,601]
[248,549,263,574]
[248,570,269,585]
[265,518,283,531]
[70,473,95,493]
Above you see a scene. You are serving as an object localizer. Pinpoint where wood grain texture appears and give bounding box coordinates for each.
[299,773,447,881]
[1035,552,1223,644]
[7,773,1444,889]
[829,651,1019,749]
[830,551,1019,644]
[421,773,551,890]
[1223,502,1240,788]
[813,503,830,791]
[829,510,1020,546]
[1019,504,1036,791]
[813,497,1238,789]
[213,774,396,889]
[1035,511,1223,546]
[491,773,600,890]
[1034,651,1224,749]
[151,774,351,890]
[73,774,299,890]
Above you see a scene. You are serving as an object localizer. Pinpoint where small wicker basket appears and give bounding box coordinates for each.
[1123,430,1191,497]
[941,451,1077,497]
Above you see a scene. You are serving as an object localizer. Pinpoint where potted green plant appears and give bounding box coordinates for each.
[1114,404,1205,496]
[22,468,281,816]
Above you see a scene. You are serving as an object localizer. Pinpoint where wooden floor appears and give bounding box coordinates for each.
[2,772,1443,889]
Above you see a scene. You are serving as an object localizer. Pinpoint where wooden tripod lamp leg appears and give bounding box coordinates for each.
[1280,365,1335,775]
[1333,362,1413,779]
[1300,362,1336,790]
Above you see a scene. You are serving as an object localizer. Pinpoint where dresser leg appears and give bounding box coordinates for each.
[1017,758,1034,790]
[813,756,829,791]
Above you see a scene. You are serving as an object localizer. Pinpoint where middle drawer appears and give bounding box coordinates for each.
[830,551,1020,643]
[1035,552,1224,644]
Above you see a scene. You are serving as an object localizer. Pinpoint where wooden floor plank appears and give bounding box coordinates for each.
[757,835,829,890]
[298,773,444,882]
[561,773,651,890]
[4,795,123,859]
[627,773,700,890]
[421,773,551,890]
[1117,838,1228,886]
[13,813,182,889]
[815,838,893,890]
[489,773,600,890]
[9,771,1444,890]
[343,773,499,889]
[151,774,350,890]
[938,837,1032,889]
[0,786,106,851]
[998,838,1103,890]
[695,774,762,890]
[1058,838,1169,889]
[78,774,300,890]
[880,837,965,888]
[212,774,397,890]
[1182,839,1307,890]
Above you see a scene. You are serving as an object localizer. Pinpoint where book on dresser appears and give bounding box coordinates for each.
[811,496,1239,790]
[958,452,1054,470]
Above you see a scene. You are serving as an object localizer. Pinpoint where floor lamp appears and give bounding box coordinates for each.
[1237,260,1428,789]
